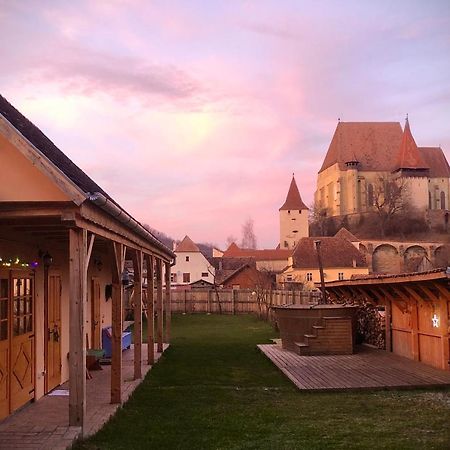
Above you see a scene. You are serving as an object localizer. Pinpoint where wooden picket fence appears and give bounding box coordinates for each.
[170,289,320,321]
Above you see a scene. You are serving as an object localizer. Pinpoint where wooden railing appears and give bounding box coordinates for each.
[170,289,320,321]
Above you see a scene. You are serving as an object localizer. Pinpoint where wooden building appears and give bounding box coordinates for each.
[325,269,450,371]
[0,95,174,433]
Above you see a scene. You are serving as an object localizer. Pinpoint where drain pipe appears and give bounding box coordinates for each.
[87,192,175,260]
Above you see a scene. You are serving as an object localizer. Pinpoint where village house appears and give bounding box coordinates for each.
[315,118,450,227]
[278,236,369,288]
[0,95,174,433]
[171,235,214,287]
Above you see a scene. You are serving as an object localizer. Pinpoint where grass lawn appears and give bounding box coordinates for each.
[76,314,450,449]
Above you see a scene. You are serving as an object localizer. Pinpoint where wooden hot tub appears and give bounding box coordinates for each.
[272,304,357,355]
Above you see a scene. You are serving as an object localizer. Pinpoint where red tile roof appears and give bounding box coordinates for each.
[319,122,403,173]
[393,118,428,171]
[319,120,449,177]
[175,235,200,253]
[419,147,450,178]
[292,237,367,269]
[279,176,308,211]
[223,243,292,261]
[334,227,359,242]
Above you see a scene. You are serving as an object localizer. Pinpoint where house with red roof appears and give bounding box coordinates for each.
[278,236,369,288]
[171,235,214,287]
[315,118,450,224]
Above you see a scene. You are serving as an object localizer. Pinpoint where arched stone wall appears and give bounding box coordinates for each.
[434,245,450,269]
[372,244,400,274]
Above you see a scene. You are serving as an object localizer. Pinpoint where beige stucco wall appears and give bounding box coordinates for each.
[0,134,69,202]
[279,209,308,249]
[315,162,445,217]
[0,235,114,402]
[255,259,289,272]
[278,266,369,289]
[171,251,213,285]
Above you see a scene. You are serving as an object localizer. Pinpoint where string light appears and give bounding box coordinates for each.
[0,257,39,268]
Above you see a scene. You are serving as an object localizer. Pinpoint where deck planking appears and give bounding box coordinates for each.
[258,344,450,391]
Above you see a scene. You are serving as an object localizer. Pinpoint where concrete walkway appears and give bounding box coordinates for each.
[0,344,168,450]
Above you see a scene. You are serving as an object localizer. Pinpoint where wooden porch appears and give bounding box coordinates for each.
[0,343,167,450]
[259,344,450,391]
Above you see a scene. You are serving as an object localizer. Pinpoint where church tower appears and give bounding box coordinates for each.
[392,117,430,210]
[279,175,309,249]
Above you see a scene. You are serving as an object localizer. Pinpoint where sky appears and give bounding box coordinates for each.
[1,0,449,249]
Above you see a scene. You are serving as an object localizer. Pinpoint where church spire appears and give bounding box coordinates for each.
[279,175,309,211]
[393,116,428,172]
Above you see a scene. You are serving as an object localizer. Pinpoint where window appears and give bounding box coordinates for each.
[286,275,293,282]
[441,191,446,210]
[284,241,288,248]
[306,273,313,281]
[293,230,298,233]
[171,273,177,283]
[183,273,190,283]
[185,256,190,262]
[338,272,344,281]
[367,184,374,207]
[288,210,291,214]
[429,191,432,209]
[201,272,208,277]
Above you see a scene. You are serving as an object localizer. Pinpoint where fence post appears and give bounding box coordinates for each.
[207,290,211,314]
[232,289,236,315]
[184,289,187,314]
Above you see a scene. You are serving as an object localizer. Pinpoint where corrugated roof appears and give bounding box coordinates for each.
[292,237,367,268]
[279,176,308,211]
[175,235,200,252]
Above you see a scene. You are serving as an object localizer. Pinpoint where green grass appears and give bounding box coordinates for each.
[76,315,450,449]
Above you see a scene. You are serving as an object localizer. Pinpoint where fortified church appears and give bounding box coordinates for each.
[314,118,450,225]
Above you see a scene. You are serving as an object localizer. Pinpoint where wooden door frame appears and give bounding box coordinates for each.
[44,268,61,393]
[9,269,36,411]
[90,276,101,349]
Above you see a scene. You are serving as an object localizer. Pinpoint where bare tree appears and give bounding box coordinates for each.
[372,177,409,237]
[309,202,328,236]
[207,264,223,314]
[225,235,238,248]
[240,218,257,249]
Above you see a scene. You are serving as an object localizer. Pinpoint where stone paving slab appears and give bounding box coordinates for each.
[0,343,168,450]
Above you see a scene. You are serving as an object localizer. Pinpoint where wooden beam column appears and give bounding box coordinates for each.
[69,228,87,429]
[156,258,164,353]
[385,298,392,352]
[132,250,143,379]
[145,254,155,364]
[164,261,172,343]
[111,242,125,403]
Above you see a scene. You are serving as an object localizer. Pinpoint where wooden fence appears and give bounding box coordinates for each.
[171,289,320,320]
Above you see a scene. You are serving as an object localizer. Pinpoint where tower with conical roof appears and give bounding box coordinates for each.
[392,117,430,210]
[279,175,309,249]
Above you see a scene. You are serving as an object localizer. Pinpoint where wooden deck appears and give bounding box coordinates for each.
[258,344,450,391]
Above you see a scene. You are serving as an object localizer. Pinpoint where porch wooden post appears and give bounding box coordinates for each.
[111,242,125,404]
[132,250,143,379]
[69,228,87,429]
[156,258,164,353]
[164,261,171,343]
[145,254,155,365]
